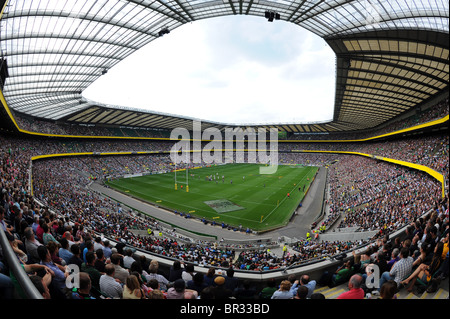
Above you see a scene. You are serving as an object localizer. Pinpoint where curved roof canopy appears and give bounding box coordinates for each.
[0,0,448,133]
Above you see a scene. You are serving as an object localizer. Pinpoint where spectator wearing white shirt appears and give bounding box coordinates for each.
[99,264,123,299]
[123,248,136,269]
[93,236,104,252]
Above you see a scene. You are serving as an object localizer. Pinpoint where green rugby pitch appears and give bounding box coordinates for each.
[105,163,318,232]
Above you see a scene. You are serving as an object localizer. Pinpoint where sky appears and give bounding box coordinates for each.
[83,15,336,125]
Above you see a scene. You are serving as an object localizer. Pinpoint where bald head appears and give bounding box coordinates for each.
[348,274,363,289]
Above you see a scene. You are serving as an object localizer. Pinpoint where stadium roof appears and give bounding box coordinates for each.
[0,0,448,133]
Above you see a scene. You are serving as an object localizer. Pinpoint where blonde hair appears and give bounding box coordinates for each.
[150,259,159,267]
[126,275,140,292]
[279,280,292,291]
[149,260,159,273]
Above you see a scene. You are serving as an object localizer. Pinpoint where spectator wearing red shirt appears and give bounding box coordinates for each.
[337,274,365,299]
[35,218,45,243]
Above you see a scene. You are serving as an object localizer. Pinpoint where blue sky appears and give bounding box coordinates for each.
[83,15,336,125]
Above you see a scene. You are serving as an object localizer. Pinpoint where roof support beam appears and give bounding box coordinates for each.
[126,0,190,24]
[3,10,162,36]
[3,33,139,50]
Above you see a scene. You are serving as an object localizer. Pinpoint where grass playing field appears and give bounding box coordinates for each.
[105,163,318,232]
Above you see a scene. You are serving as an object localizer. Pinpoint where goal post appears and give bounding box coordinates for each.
[173,151,189,192]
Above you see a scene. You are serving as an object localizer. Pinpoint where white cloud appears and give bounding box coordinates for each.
[83,15,336,125]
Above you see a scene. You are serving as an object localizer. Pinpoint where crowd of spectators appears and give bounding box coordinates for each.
[328,156,443,231]
[287,96,448,140]
[278,134,448,180]
[12,97,448,142]
[1,98,449,299]
[0,192,325,300]
[317,209,449,298]
[14,113,171,138]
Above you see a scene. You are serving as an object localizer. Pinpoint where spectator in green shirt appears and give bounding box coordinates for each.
[331,259,354,287]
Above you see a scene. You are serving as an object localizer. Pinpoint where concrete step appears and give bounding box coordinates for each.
[397,287,449,300]
[314,284,348,299]
[396,276,449,300]
[312,277,448,300]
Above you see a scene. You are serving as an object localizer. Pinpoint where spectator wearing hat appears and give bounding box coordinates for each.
[211,276,233,299]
